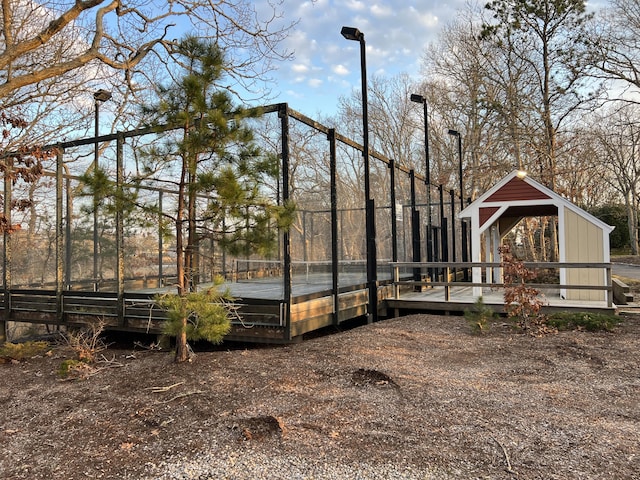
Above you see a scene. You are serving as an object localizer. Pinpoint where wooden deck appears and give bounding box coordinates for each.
[0,273,376,343]
[0,261,620,343]
[386,285,615,316]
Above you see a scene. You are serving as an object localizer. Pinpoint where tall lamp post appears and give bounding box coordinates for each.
[93,89,112,291]
[447,129,464,210]
[447,128,468,272]
[410,94,432,267]
[341,26,377,322]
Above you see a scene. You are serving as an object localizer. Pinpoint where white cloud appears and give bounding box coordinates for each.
[407,6,439,28]
[333,64,350,76]
[371,4,393,17]
[342,0,367,12]
[285,89,304,99]
[271,0,467,116]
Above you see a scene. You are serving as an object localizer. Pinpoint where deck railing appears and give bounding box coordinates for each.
[390,261,613,307]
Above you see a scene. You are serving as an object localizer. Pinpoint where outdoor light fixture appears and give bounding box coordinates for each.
[448,128,468,269]
[341,25,377,322]
[410,94,430,186]
[93,89,112,291]
[340,26,363,41]
[93,89,112,103]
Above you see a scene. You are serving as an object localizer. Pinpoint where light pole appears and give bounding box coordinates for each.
[341,26,377,322]
[447,128,468,272]
[447,129,464,210]
[93,89,112,291]
[410,94,433,267]
[410,95,430,185]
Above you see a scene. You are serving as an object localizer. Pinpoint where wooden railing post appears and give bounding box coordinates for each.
[393,263,400,299]
[444,266,450,301]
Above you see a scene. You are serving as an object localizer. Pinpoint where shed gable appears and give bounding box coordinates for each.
[479,206,500,228]
[485,177,552,202]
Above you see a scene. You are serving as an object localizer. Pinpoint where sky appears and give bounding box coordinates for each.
[265,0,466,118]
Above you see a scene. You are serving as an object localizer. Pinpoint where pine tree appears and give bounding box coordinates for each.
[138,37,291,362]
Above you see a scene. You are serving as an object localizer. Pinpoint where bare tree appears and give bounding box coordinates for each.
[589,105,640,254]
[421,9,513,198]
[0,0,296,153]
[586,0,640,99]
[0,0,295,106]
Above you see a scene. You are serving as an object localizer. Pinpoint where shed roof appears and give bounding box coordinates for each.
[458,170,614,234]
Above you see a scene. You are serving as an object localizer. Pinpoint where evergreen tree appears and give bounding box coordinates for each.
[137,37,291,362]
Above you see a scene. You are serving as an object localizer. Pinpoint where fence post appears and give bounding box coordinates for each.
[279,104,292,339]
[328,128,339,325]
[1,156,12,342]
[56,147,64,324]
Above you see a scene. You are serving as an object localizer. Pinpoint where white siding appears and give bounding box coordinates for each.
[564,208,605,301]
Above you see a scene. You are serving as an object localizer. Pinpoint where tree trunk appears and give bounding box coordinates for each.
[187,165,198,292]
[175,216,190,362]
[626,193,639,255]
[174,128,190,363]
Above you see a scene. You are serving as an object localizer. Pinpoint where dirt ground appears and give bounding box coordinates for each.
[1,312,639,479]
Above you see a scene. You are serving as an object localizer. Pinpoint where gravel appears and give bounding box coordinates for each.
[144,446,445,479]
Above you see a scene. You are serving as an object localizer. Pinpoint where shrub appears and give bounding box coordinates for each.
[61,320,108,363]
[58,359,87,378]
[464,297,497,334]
[499,244,548,334]
[156,282,232,355]
[0,341,49,362]
[548,312,621,332]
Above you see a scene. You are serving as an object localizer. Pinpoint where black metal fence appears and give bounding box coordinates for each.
[1,103,470,335]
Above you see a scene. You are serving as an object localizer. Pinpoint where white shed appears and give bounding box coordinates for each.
[458,171,614,303]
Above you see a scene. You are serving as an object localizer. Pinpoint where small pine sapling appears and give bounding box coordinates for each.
[464,296,497,334]
[155,278,233,359]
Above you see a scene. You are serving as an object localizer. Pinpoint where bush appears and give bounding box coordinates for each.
[547,312,621,332]
[58,359,89,378]
[0,341,49,362]
[589,204,630,250]
[156,282,232,347]
[61,321,108,363]
[499,244,548,334]
[464,297,497,334]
